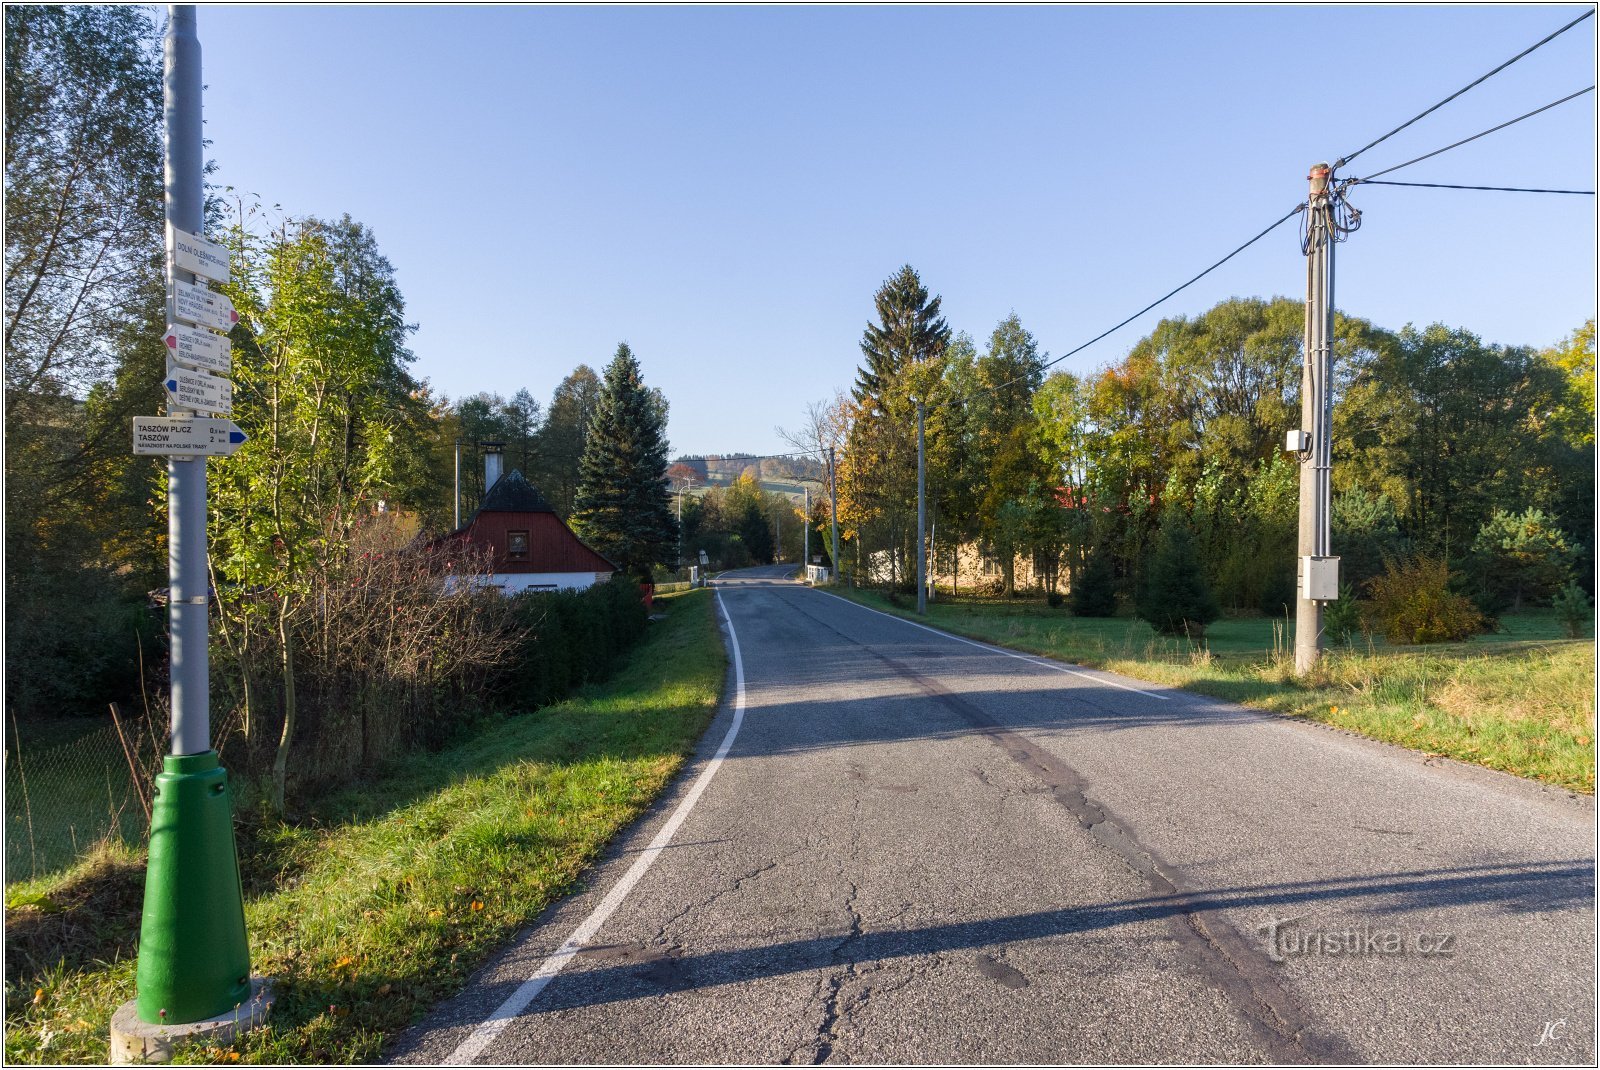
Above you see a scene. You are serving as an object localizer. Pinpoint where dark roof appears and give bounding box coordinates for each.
[474,470,555,517]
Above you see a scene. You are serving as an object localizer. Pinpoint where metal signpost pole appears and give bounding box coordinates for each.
[828,445,840,584]
[803,485,810,580]
[121,7,256,1047]
[916,400,927,615]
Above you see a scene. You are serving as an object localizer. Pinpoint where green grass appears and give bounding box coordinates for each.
[834,587,1595,794]
[4,589,727,1064]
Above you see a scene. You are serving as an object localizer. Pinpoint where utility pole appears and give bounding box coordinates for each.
[675,475,696,571]
[1295,162,1341,674]
[803,485,810,579]
[453,439,462,529]
[828,445,840,585]
[916,399,927,615]
[119,5,257,1047]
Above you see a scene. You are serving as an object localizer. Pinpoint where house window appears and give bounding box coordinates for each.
[507,530,529,560]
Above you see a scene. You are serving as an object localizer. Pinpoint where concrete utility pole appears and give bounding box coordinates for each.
[675,475,695,570]
[803,484,810,577]
[1295,163,1340,674]
[118,7,259,1052]
[916,400,927,615]
[828,445,840,584]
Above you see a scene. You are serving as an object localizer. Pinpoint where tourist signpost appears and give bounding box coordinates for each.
[114,8,262,1056]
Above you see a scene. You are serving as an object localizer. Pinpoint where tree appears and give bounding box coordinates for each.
[535,364,600,517]
[5,5,166,721]
[1466,508,1574,615]
[209,210,423,810]
[1069,544,1118,617]
[853,264,951,408]
[571,343,676,581]
[1137,518,1220,639]
[840,266,951,587]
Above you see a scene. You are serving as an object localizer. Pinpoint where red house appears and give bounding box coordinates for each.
[448,465,617,594]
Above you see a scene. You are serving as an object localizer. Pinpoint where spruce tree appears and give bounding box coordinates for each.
[1069,545,1119,617]
[1136,520,1220,638]
[853,265,952,408]
[571,344,676,582]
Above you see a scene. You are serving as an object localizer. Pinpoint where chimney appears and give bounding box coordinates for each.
[483,442,505,490]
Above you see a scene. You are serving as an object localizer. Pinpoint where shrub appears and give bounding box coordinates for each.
[1069,547,1118,617]
[1137,521,1220,639]
[497,576,649,709]
[1322,582,1363,645]
[1366,556,1484,644]
[1046,591,1064,609]
[1553,582,1593,639]
[1466,508,1574,615]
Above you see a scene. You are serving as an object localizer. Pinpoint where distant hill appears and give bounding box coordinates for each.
[672,452,825,501]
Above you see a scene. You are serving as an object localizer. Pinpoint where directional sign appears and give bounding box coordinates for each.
[164,363,232,415]
[164,322,231,375]
[132,416,247,457]
[167,224,230,284]
[173,278,237,334]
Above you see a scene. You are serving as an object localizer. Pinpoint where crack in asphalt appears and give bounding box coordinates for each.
[652,858,787,945]
[773,588,1360,1065]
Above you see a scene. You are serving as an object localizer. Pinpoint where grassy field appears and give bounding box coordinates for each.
[831,587,1595,794]
[4,588,727,1064]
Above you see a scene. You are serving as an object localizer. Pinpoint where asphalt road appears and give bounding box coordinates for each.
[394,566,1595,1064]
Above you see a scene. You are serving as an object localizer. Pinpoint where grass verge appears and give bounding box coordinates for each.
[4,588,726,1064]
[830,586,1594,794]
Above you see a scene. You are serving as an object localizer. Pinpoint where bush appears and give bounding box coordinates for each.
[1046,591,1064,609]
[1553,582,1593,639]
[1069,547,1118,617]
[1322,582,1363,645]
[1137,521,1220,639]
[1366,556,1484,644]
[497,576,649,709]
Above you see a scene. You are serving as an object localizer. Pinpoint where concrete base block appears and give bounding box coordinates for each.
[109,977,272,1064]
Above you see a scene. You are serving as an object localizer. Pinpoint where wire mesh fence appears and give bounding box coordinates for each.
[4,709,163,884]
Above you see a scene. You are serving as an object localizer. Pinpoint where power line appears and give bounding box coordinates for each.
[968,202,1308,402]
[1352,85,1596,182]
[1354,179,1595,195]
[1337,8,1595,169]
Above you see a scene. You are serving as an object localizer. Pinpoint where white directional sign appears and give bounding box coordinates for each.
[164,363,232,415]
[132,416,247,457]
[167,224,230,284]
[173,278,237,333]
[164,322,231,375]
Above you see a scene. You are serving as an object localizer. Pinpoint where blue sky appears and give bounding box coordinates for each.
[197,4,1597,457]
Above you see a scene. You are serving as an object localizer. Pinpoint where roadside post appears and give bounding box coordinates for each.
[112,6,266,1061]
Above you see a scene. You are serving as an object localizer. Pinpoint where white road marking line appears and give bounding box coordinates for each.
[813,587,1172,701]
[442,588,749,1065]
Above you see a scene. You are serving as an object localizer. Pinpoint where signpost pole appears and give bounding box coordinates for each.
[803,485,810,580]
[829,445,840,585]
[122,6,256,1042]
[916,401,927,615]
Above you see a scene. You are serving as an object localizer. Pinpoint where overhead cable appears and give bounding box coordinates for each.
[970,202,1308,401]
[1337,8,1595,169]
[1354,179,1595,195]
[1351,85,1596,183]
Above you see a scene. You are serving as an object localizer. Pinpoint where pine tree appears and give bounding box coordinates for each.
[1136,520,1220,638]
[1069,545,1119,617]
[571,344,676,581]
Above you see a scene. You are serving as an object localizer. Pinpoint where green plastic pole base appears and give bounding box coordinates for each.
[134,751,251,1025]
